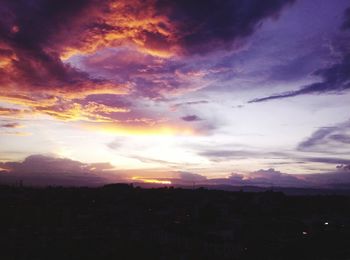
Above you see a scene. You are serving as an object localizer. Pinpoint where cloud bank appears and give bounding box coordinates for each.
[1,155,350,188]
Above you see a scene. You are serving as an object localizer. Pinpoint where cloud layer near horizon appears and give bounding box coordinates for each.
[1,155,350,188]
[0,155,122,186]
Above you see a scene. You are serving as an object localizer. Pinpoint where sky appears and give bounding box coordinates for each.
[0,0,350,187]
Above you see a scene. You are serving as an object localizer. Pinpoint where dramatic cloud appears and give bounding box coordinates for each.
[0,0,128,97]
[74,47,211,99]
[2,0,348,188]
[0,0,295,125]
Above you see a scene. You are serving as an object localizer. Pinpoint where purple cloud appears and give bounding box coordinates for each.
[249,54,350,103]
[1,122,21,128]
[171,100,209,110]
[0,155,122,186]
[297,120,350,153]
[181,115,202,122]
[156,0,295,54]
[177,171,207,182]
[248,7,350,103]
[207,167,350,188]
[342,7,350,30]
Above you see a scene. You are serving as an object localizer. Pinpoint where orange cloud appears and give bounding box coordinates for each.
[0,107,30,117]
[33,101,130,122]
[0,0,294,133]
[59,0,178,59]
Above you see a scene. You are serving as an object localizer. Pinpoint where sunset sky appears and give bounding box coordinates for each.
[0,0,350,187]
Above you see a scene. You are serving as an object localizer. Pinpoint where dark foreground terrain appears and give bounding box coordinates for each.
[0,184,350,260]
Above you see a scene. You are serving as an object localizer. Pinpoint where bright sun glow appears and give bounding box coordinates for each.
[132,177,172,185]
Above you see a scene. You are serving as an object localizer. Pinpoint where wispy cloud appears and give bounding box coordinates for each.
[248,7,350,103]
[297,120,350,153]
[0,122,22,128]
[181,115,202,122]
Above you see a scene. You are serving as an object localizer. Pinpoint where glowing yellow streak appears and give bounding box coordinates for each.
[132,176,171,185]
[0,132,32,136]
[84,123,196,136]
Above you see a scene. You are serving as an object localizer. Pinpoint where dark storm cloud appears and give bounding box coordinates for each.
[0,0,107,92]
[0,2,129,129]
[0,0,92,47]
[0,0,296,89]
[156,0,295,54]
[0,0,295,85]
